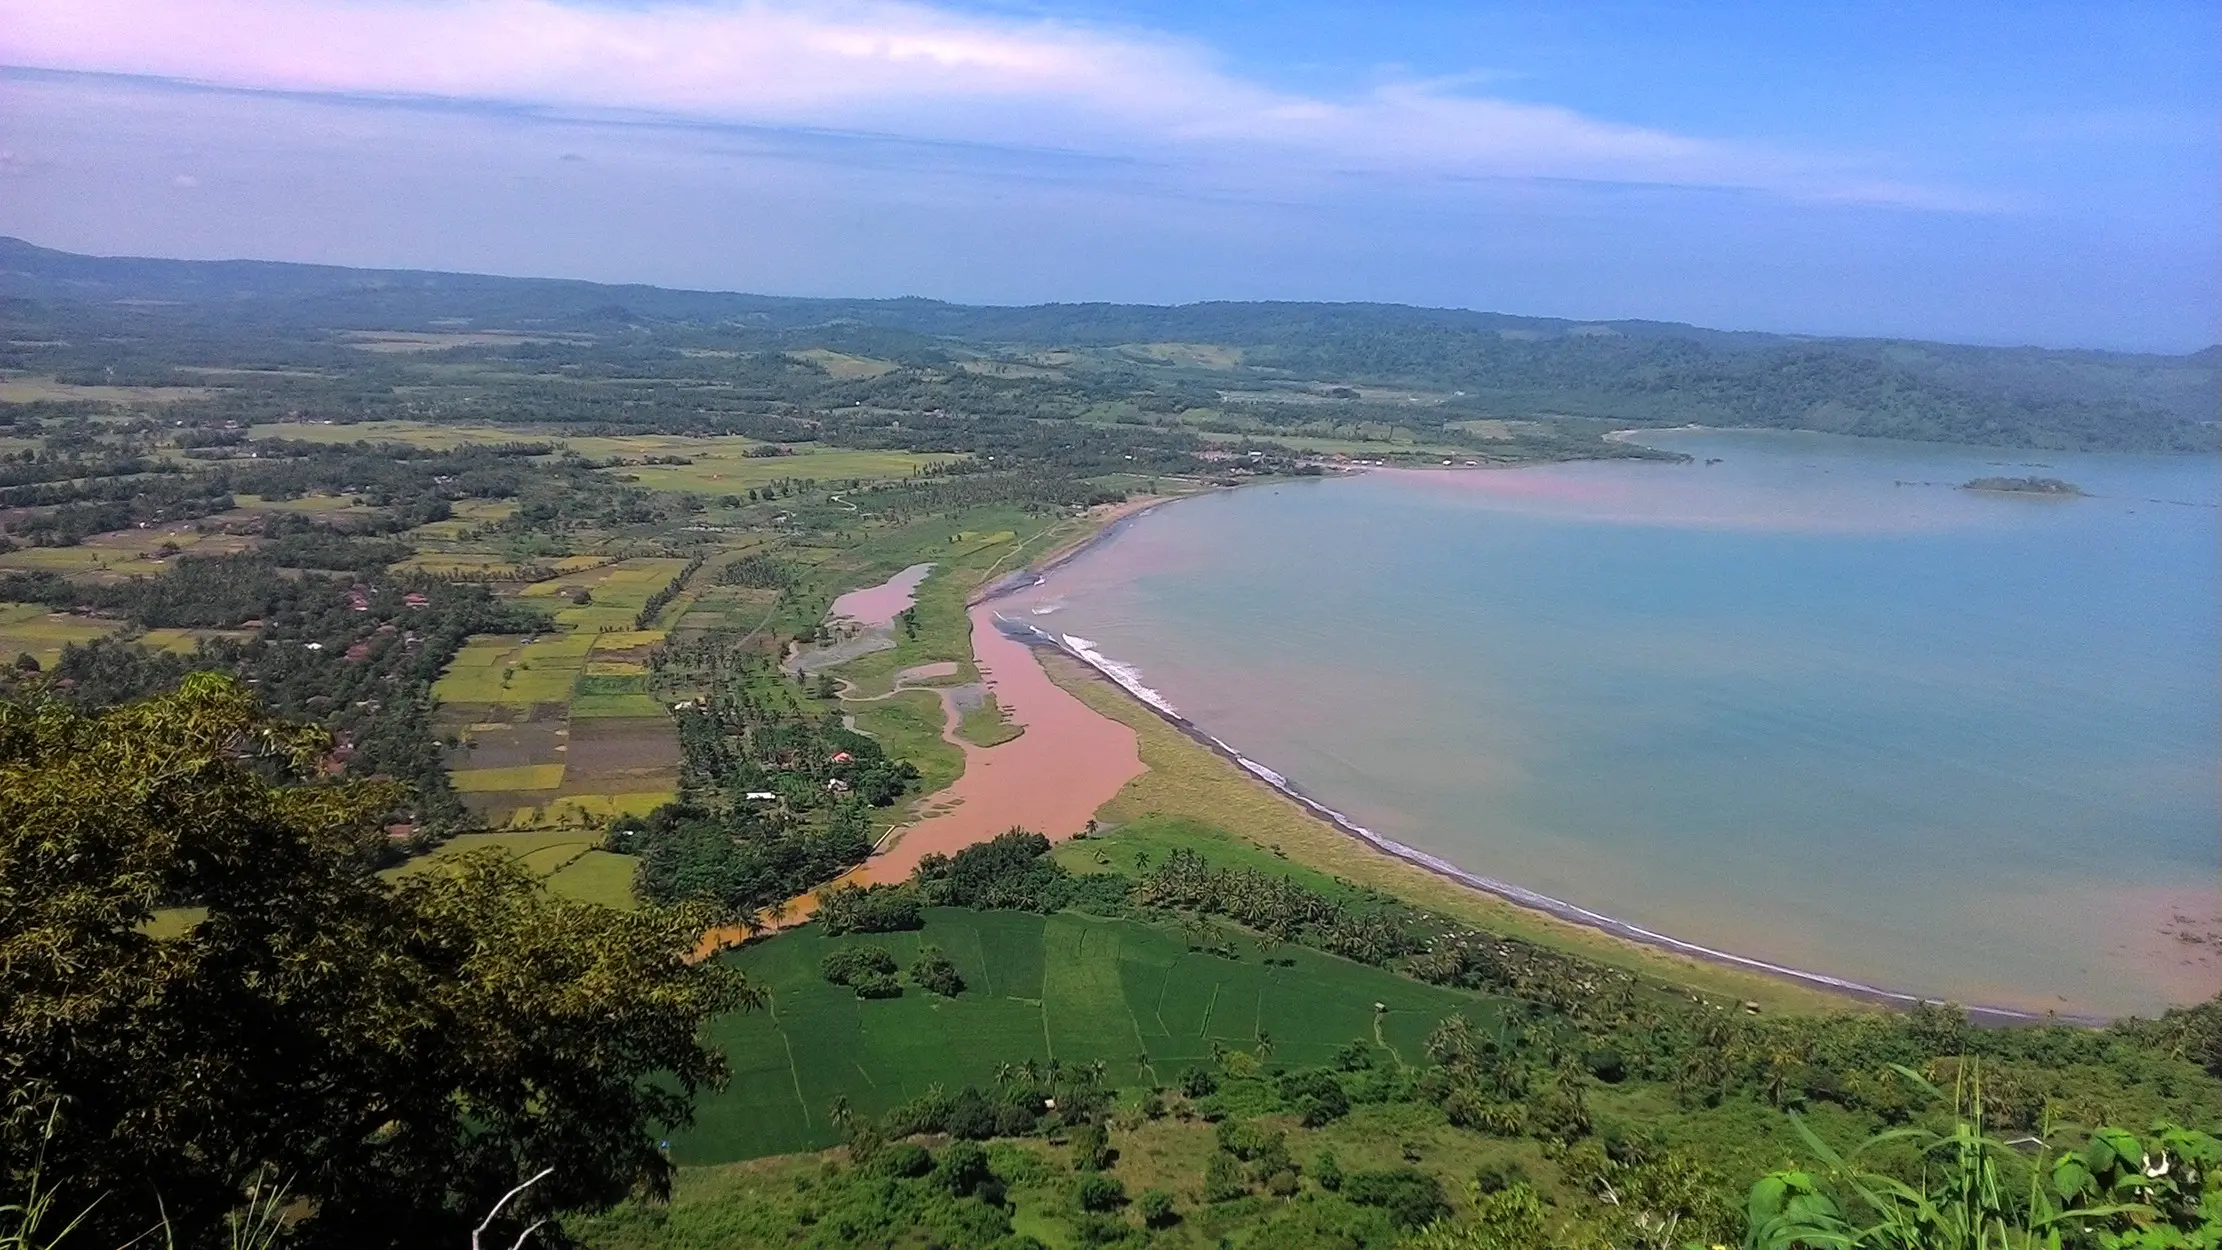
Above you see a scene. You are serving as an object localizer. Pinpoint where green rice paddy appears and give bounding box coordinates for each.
[674,907,1503,1163]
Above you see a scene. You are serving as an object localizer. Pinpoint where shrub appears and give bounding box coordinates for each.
[1137,1189,1179,1228]
[1178,1066,1217,1097]
[1314,1150,1344,1192]
[910,945,966,997]
[994,1101,1038,1137]
[1069,1212,1129,1248]
[877,1142,933,1178]
[933,1140,997,1199]
[1069,1121,1112,1170]
[852,971,902,999]
[947,1087,999,1140]
[1216,1119,1291,1178]
[1075,1174,1127,1212]
[1342,1167,1449,1228]
[1279,1069,1350,1126]
[820,944,897,986]
[817,882,924,935]
[1472,1158,1528,1195]
[1584,1047,1626,1084]
[1203,1151,1247,1203]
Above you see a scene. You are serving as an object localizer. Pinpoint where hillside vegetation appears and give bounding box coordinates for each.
[3,236,2213,453]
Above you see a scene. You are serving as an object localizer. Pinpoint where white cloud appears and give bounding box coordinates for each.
[0,0,1959,204]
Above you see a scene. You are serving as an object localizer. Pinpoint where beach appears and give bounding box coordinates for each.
[986,441,2220,1019]
[696,492,1872,1012]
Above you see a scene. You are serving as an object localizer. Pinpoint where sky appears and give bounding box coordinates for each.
[0,1,2215,351]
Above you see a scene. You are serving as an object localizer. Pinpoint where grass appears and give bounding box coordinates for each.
[0,603,119,663]
[431,634,594,705]
[956,692,1024,747]
[543,792,676,825]
[544,850,640,908]
[673,907,1502,1163]
[248,419,533,448]
[385,828,634,909]
[844,689,962,799]
[786,348,897,380]
[609,446,956,495]
[450,764,565,792]
[0,377,210,403]
[389,829,599,876]
[1040,652,1858,1016]
[571,692,669,718]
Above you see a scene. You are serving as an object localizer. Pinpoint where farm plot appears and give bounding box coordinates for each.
[600,446,957,495]
[385,828,635,910]
[431,561,690,826]
[672,907,1500,1163]
[431,633,595,706]
[0,604,120,664]
[551,714,679,819]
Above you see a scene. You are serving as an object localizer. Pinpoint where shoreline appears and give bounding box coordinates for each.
[984,496,2115,1026]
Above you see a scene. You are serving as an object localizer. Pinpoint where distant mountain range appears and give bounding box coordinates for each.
[1,237,2213,452]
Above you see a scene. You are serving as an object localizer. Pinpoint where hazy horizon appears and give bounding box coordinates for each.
[6,228,2217,361]
[3,2,2216,354]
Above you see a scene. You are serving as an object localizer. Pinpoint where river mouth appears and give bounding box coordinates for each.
[992,432,2222,1019]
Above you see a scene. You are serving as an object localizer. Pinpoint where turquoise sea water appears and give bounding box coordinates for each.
[1005,432,2220,1018]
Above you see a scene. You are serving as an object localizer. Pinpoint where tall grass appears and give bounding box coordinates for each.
[1741,1063,2193,1250]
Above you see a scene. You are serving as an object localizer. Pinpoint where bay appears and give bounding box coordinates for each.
[1002,431,2221,1018]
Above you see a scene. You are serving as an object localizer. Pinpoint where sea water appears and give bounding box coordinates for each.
[1005,431,2220,1018]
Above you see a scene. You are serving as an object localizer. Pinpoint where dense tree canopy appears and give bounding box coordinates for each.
[0,676,754,1247]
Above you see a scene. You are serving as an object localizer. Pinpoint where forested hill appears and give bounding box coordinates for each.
[2,236,2214,452]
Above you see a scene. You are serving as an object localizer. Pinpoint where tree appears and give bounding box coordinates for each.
[0,676,756,1247]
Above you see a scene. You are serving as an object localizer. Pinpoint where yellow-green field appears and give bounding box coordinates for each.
[1116,341,1244,368]
[451,764,566,792]
[248,420,537,449]
[228,493,363,515]
[341,330,592,354]
[245,422,956,490]
[785,348,896,380]
[0,377,212,403]
[0,605,120,664]
[602,446,956,495]
[387,829,636,909]
[0,604,243,667]
[431,558,692,827]
[432,633,596,705]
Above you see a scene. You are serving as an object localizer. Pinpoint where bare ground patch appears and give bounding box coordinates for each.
[559,715,681,794]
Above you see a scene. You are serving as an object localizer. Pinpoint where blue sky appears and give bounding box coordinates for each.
[0,0,2213,349]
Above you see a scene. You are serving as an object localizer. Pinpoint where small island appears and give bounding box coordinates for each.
[1962,475,2085,496]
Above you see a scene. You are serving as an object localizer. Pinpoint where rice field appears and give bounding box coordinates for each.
[673,907,1501,1163]
[387,829,635,910]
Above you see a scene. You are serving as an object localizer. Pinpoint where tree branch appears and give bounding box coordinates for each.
[472,1168,553,1250]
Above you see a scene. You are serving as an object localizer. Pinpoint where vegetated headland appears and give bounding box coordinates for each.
[2,238,2216,1249]
[1962,474,2087,495]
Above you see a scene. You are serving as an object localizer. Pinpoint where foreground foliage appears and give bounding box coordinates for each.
[0,678,754,1247]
